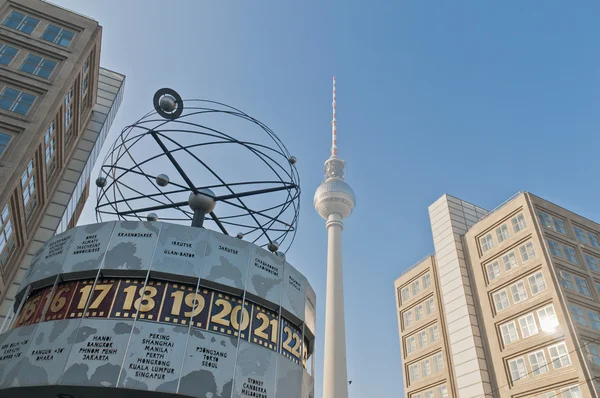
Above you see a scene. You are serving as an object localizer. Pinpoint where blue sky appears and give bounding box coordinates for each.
[53,0,600,396]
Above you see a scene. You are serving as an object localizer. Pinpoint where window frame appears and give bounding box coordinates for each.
[19,53,57,79]
[0,131,12,157]
[44,120,57,178]
[486,260,501,281]
[527,272,547,295]
[511,213,527,233]
[21,158,36,218]
[510,280,528,304]
[496,224,509,243]
[0,204,14,267]
[481,233,494,252]
[508,356,528,382]
[502,251,518,272]
[500,321,519,345]
[0,86,36,115]
[2,10,40,35]
[40,23,75,47]
[537,305,558,332]
[548,342,571,369]
[518,313,539,338]
[493,289,510,312]
[519,241,536,262]
[0,42,19,66]
[527,349,548,376]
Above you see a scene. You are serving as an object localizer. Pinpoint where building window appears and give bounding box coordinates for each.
[436,386,448,398]
[501,321,519,345]
[41,24,75,47]
[493,290,510,312]
[584,254,599,273]
[433,353,443,372]
[558,270,575,290]
[0,131,11,157]
[0,43,18,66]
[539,392,557,398]
[519,242,535,262]
[415,304,424,321]
[21,159,36,218]
[511,214,526,233]
[510,281,528,303]
[422,273,431,289]
[2,11,39,34]
[44,121,56,178]
[403,311,413,328]
[418,331,427,348]
[553,218,567,234]
[487,260,501,281]
[423,391,433,398]
[481,233,494,252]
[81,54,91,109]
[587,232,600,248]
[587,310,600,330]
[587,343,600,366]
[406,336,416,354]
[19,54,57,79]
[563,245,578,265]
[528,350,548,376]
[560,386,582,398]
[574,226,588,244]
[421,358,431,377]
[412,280,421,296]
[429,324,439,342]
[537,210,553,229]
[537,305,558,332]
[547,239,562,258]
[0,87,36,115]
[548,342,571,369]
[64,87,74,143]
[569,304,587,326]
[401,287,410,303]
[425,298,435,315]
[408,363,419,383]
[519,313,539,338]
[508,357,528,382]
[528,272,547,295]
[502,251,517,272]
[0,205,14,267]
[574,275,590,296]
[496,224,509,243]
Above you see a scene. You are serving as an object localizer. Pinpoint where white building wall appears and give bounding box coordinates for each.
[428,194,492,398]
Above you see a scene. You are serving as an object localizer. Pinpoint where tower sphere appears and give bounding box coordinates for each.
[314,178,355,220]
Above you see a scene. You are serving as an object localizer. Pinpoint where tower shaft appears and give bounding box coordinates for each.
[323,213,348,398]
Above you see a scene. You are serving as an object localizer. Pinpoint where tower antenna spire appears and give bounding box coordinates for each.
[331,76,337,157]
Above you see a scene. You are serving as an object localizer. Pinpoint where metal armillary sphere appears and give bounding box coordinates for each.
[95,88,301,253]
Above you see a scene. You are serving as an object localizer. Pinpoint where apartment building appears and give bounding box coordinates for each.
[0,0,124,325]
[395,192,598,398]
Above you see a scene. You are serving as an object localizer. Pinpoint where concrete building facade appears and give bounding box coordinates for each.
[395,192,599,398]
[0,0,124,326]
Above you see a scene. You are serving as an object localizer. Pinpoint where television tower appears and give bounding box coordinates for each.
[314,77,356,398]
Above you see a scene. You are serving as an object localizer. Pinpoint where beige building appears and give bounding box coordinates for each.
[395,192,600,398]
[0,0,124,326]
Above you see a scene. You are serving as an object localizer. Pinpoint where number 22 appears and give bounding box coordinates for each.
[282,326,301,357]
